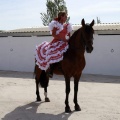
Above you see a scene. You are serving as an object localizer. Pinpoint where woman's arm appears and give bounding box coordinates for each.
[52,27,67,42]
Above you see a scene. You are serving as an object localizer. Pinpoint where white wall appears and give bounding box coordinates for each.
[83,34,120,76]
[0,36,52,72]
[0,35,120,76]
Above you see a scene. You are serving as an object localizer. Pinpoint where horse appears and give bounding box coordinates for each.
[34,18,95,113]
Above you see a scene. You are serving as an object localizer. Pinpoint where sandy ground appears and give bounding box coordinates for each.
[0,71,120,120]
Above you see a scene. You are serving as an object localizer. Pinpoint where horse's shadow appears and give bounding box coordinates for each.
[2,102,73,120]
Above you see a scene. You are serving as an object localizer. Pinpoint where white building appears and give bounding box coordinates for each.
[0,23,120,76]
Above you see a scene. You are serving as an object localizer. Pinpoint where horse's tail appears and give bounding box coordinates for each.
[34,62,49,88]
[39,70,49,88]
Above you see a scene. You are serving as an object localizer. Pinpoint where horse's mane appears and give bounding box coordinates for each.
[70,28,80,40]
[68,28,81,45]
[69,24,94,45]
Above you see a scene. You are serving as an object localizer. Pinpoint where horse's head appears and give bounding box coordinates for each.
[81,19,94,53]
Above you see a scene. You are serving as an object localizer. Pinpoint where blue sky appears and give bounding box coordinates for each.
[0,0,120,30]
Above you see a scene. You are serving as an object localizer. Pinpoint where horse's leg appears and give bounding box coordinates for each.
[35,78,41,101]
[35,65,42,101]
[65,77,71,113]
[44,87,50,102]
[74,75,81,111]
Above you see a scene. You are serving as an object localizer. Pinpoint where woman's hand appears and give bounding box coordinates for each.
[52,28,68,42]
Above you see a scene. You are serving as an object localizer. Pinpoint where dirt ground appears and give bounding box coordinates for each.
[0,71,120,120]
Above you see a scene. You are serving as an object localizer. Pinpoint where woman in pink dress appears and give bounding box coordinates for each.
[35,11,72,77]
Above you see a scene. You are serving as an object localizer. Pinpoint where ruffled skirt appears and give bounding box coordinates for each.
[35,39,68,70]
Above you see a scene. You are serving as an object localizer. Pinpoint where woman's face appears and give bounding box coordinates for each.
[61,14,67,23]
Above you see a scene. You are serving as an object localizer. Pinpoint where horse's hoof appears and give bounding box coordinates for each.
[45,97,50,102]
[36,97,41,101]
[65,107,71,113]
[75,105,81,111]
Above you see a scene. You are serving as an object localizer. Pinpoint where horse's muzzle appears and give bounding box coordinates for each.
[86,46,93,53]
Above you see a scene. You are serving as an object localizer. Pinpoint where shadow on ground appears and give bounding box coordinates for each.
[0,71,120,84]
[2,102,73,120]
[46,74,120,84]
[0,71,34,79]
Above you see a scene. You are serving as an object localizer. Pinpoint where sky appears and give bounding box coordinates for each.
[0,0,120,30]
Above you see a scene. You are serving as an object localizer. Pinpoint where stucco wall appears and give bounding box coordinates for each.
[0,36,52,72]
[83,34,120,76]
[0,35,120,76]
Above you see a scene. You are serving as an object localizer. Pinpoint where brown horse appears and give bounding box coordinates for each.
[34,19,95,113]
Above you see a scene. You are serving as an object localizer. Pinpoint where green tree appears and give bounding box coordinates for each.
[40,0,70,26]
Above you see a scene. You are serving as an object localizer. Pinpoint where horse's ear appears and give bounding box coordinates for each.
[81,18,85,26]
[90,19,95,26]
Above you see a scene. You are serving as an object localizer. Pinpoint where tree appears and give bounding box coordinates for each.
[40,0,70,26]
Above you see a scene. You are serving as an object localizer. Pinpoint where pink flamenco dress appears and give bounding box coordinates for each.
[35,20,72,71]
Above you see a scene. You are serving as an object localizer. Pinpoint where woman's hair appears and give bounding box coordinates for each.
[54,11,67,21]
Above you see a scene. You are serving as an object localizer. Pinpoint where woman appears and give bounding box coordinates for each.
[35,11,72,77]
